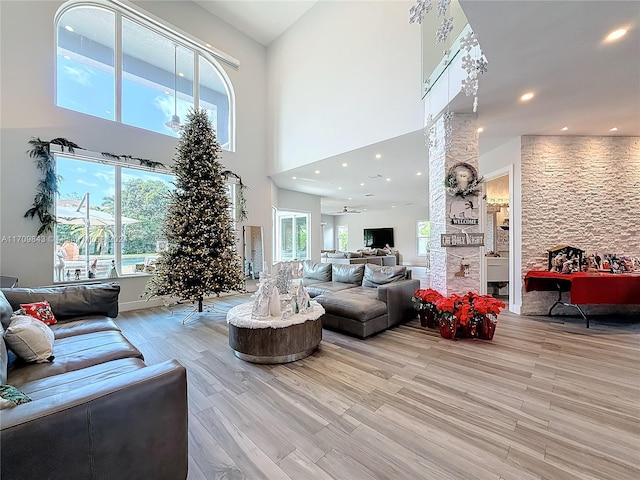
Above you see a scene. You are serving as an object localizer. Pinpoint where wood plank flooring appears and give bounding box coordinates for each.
[115,291,640,480]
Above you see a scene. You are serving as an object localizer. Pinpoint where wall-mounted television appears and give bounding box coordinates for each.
[363,228,394,248]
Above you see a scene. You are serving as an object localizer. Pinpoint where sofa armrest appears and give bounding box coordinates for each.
[1,360,187,480]
[377,279,420,327]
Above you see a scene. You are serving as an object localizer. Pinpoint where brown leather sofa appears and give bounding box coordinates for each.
[302,261,419,338]
[0,283,188,480]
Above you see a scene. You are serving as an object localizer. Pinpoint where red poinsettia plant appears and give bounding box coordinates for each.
[412,288,444,313]
[415,289,506,340]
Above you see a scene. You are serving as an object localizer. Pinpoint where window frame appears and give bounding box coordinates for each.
[274,210,311,262]
[54,0,237,150]
[417,220,430,257]
[337,225,348,252]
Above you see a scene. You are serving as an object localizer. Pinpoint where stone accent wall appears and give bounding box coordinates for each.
[521,135,640,314]
[429,113,480,295]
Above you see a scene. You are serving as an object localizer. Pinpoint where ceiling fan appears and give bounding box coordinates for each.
[334,205,361,214]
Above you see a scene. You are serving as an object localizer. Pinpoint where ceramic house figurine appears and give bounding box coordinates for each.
[251,278,281,319]
[296,284,312,314]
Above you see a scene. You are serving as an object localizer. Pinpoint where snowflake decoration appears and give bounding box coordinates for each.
[473,57,488,75]
[436,17,454,43]
[473,96,479,113]
[461,53,474,73]
[428,125,437,148]
[437,0,451,17]
[409,0,433,24]
[461,77,479,96]
[460,31,479,51]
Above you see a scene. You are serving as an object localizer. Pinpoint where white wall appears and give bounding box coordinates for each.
[332,205,428,266]
[0,1,271,308]
[267,0,423,174]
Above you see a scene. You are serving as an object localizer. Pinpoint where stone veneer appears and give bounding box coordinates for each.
[429,113,481,296]
[521,135,640,315]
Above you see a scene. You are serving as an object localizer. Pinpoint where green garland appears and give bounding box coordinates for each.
[25,137,248,234]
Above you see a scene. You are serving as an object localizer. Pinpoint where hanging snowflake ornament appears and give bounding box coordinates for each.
[461,53,474,73]
[409,0,433,24]
[473,96,479,113]
[473,56,488,75]
[461,77,479,96]
[460,31,479,51]
[436,17,454,43]
[437,0,451,17]
[428,125,438,148]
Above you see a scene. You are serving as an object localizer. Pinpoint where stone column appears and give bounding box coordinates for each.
[428,112,481,295]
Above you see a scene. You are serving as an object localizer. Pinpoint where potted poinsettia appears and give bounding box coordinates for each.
[412,288,442,328]
[434,294,460,339]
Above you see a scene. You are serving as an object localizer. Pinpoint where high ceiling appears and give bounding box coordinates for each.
[195,1,640,215]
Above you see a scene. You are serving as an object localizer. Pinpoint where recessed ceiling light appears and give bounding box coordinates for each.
[64,25,74,32]
[360,183,365,186]
[605,28,628,43]
[416,171,422,176]
[338,187,342,190]
[348,197,352,200]
[178,72,184,77]
[375,154,382,159]
[520,92,534,102]
[292,176,297,179]
[561,126,569,131]
[205,43,212,48]
[315,170,320,174]
[386,178,391,182]
[610,127,618,132]
[477,127,484,133]
[342,163,348,167]
[391,205,395,208]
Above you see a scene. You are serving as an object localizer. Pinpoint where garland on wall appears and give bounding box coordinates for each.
[25,137,248,234]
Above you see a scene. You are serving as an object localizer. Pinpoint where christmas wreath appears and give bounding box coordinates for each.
[445,162,484,198]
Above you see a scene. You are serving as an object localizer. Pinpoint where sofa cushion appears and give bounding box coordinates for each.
[306,282,359,298]
[1,283,120,320]
[327,252,347,258]
[7,330,143,386]
[331,263,364,285]
[302,260,332,282]
[4,315,55,364]
[18,357,146,401]
[362,264,407,288]
[0,291,14,331]
[19,300,57,325]
[49,317,121,339]
[315,287,387,322]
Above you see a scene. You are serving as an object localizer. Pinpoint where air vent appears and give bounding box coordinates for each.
[364,193,375,197]
[368,174,383,178]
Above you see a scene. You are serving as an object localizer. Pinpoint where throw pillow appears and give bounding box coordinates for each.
[0,384,32,409]
[4,315,55,363]
[20,300,57,325]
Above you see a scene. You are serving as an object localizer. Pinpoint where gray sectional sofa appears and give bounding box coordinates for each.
[302,261,419,338]
[0,283,188,480]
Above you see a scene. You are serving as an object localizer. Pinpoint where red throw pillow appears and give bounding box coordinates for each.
[20,300,57,325]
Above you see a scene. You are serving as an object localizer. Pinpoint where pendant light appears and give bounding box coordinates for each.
[165,44,181,132]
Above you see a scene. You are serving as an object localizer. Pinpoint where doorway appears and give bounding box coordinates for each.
[484,171,511,302]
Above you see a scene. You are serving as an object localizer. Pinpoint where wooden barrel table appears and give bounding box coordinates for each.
[227,301,324,364]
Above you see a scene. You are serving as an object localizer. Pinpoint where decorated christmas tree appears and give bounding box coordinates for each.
[145,108,245,311]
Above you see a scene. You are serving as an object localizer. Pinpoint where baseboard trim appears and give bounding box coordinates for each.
[119,298,166,312]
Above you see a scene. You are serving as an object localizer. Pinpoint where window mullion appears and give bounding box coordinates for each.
[115,10,123,122]
[114,166,122,272]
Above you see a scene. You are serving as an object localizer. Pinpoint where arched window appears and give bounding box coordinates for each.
[55,1,235,149]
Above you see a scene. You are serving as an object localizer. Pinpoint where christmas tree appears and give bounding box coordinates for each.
[145,108,245,311]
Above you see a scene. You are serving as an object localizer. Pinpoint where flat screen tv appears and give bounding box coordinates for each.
[363,228,394,248]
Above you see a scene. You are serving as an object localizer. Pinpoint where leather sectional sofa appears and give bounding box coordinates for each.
[0,283,188,480]
[302,261,419,338]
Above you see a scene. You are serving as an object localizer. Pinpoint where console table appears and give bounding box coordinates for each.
[524,270,640,327]
[226,301,324,364]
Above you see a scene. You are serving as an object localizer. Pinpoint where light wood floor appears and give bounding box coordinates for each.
[116,292,640,480]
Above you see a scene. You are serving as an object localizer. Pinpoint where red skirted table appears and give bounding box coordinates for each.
[524,270,640,327]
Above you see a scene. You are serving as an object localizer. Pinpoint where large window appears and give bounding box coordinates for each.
[337,225,348,252]
[417,220,431,257]
[275,211,310,262]
[56,2,234,147]
[54,155,175,282]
